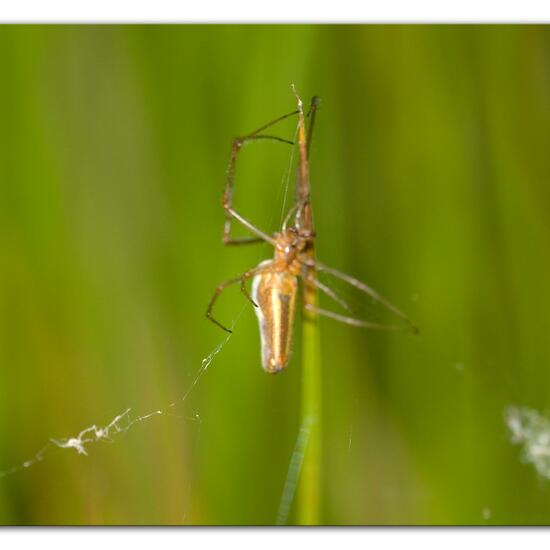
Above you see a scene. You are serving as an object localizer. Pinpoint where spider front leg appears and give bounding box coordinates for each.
[206,262,275,333]
[223,110,298,246]
[206,275,242,333]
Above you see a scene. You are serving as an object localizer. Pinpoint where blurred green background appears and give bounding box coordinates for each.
[0,24,550,525]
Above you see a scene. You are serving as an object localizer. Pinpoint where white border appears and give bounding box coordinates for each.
[0,0,550,23]
[0,2,549,543]
[1,528,549,550]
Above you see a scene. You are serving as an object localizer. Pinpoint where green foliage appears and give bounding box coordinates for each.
[1,25,550,525]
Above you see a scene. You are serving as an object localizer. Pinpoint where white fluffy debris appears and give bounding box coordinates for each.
[506,405,550,479]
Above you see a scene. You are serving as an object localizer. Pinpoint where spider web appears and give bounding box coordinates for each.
[0,330,233,479]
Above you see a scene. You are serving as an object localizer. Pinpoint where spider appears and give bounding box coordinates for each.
[206,89,417,374]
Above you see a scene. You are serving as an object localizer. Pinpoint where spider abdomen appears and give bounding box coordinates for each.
[251,265,298,374]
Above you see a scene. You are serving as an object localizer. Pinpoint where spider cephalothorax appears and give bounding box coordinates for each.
[272,227,313,271]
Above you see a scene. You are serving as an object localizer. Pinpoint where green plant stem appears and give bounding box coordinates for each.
[293,88,322,525]
[297,296,322,524]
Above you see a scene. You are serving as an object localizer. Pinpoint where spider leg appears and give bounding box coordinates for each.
[306,96,321,156]
[206,276,242,333]
[223,110,299,246]
[281,197,312,232]
[240,261,276,308]
[304,303,407,332]
[313,279,354,314]
[314,262,418,334]
[281,200,301,231]
[206,261,276,333]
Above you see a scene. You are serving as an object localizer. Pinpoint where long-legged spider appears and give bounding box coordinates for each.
[207,89,417,374]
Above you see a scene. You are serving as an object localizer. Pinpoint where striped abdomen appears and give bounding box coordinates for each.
[251,265,298,374]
